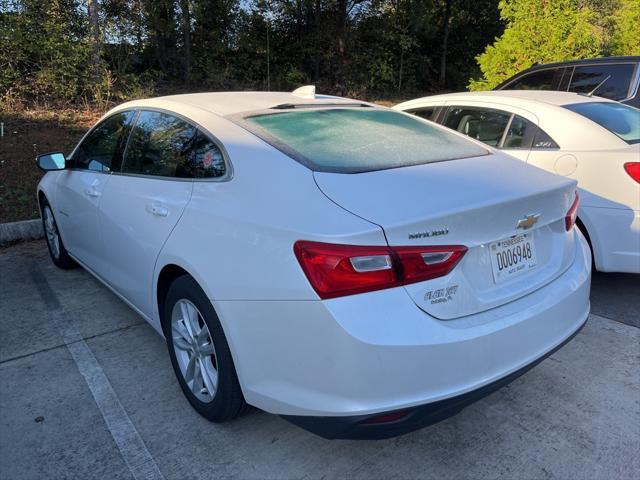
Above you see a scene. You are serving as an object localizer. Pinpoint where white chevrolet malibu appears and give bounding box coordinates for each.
[394,91,640,274]
[36,90,591,439]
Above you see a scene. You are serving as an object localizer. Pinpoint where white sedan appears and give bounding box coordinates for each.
[395,91,640,274]
[36,90,591,439]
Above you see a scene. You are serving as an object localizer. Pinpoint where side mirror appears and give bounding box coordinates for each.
[36,152,66,171]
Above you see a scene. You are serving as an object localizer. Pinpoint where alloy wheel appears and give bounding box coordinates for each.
[171,299,219,403]
[43,205,60,259]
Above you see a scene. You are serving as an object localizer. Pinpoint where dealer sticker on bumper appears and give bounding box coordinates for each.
[490,233,537,284]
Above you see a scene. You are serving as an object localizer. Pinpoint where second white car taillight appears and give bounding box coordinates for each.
[565,192,580,231]
[294,241,467,299]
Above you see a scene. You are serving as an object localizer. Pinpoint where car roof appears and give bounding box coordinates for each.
[393,90,630,151]
[115,91,370,117]
[394,90,616,109]
[517,56,640,71]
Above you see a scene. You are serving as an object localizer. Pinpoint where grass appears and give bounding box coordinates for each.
[0,107,105,223]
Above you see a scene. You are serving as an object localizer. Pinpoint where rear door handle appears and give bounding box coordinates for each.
[84,187,100,197]
[148,203,169,217]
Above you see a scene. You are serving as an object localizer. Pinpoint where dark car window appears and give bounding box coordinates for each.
[532,128,559,149]
[443,106,511,147]
[408,107,438,121]
[244,108,488,174]
[502,115,538,149]
[503,68,564,91]
[568,64,636,100]
[122,111,197,177]
[181,131,227,178]
[74,111,134,172]
[564,102,640,144]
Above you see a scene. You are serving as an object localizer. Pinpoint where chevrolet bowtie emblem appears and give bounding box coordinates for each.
[517,214,540,230]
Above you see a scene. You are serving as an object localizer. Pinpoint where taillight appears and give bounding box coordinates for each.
[565,191,580,231]
[294,241,467,299]
[624,162,640,183]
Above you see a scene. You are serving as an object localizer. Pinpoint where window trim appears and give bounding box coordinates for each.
[500,61,640,102]
[70,107,233,182]
[117,107,233,182]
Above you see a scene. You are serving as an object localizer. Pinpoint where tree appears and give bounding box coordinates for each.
[610,0,640,56]
[88,0,102,84]
[468,0,603,90]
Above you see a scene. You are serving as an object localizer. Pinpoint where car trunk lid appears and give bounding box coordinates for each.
[314,154,578,319]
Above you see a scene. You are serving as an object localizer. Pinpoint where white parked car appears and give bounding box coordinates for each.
[36,90,591,439]
[395,91,640,274]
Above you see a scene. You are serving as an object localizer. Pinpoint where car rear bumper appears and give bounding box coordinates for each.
[282,319,586,439]
[213,231,591,435]
[581,206,640,273]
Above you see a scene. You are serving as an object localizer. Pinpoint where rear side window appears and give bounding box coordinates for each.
[74,111,134,172]
[503,68,563,91]
[502,116,538,149]
[408,107,438,121]
[563,102,640,144]
[443,106,511,147]
[123,111,197,177]
[568,64,636,100]
[244,108,488,174]
[186,131,227,178]
[532,128,559,149]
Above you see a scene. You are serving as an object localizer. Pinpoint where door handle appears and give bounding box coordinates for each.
[148,203,169,217]
[84,187,100,197]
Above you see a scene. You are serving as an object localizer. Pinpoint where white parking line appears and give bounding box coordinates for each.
[30,266,165,480]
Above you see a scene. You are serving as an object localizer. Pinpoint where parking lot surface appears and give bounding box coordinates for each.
[1,240,639,480]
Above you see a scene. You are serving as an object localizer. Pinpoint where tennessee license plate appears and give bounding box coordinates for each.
[490,233,537,284]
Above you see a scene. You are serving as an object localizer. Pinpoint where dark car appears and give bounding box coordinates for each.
[494,57,640,108]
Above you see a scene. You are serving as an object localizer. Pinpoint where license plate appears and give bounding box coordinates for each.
[490,233,537,284]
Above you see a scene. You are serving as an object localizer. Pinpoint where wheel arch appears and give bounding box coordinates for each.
[575,214,599,270]
[156,263,192,336]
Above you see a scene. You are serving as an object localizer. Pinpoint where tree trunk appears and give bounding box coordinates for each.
[180,0,191,86]
[439,0,453,89]
[87,0,101,84]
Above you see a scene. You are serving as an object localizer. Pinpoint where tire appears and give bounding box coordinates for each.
[164,275,247,422]
[40,197,77,269]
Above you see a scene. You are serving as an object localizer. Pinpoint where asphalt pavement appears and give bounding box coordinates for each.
[1,240,638,480]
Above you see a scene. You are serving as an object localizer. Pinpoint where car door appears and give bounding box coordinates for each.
[55,111,134,274]
[98,110,224,318]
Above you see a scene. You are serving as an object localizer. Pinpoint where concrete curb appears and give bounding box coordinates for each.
[0,219,43,246]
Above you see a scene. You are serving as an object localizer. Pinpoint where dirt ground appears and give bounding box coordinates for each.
[0,108,105,223]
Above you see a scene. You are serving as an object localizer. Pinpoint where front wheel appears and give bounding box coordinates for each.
[164,275,247,422]
[40,198,76,269]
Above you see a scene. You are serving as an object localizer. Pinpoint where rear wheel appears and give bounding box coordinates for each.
[164,275,247,421]
[40,198,76,269]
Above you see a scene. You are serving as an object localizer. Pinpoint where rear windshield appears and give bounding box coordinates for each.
[563,102,640,144]
[244,108,488,173]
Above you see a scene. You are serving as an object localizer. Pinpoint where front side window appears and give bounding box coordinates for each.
[74,111,134,172]
[563,102,640,144]
[503,68,563,91]
[122,111,197,177]
[243,108,488,174]
[443,106,511,147]
[568,64,636,100]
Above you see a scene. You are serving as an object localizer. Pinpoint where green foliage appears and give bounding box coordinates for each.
[610,0,640,56]
[469,0,604,91]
